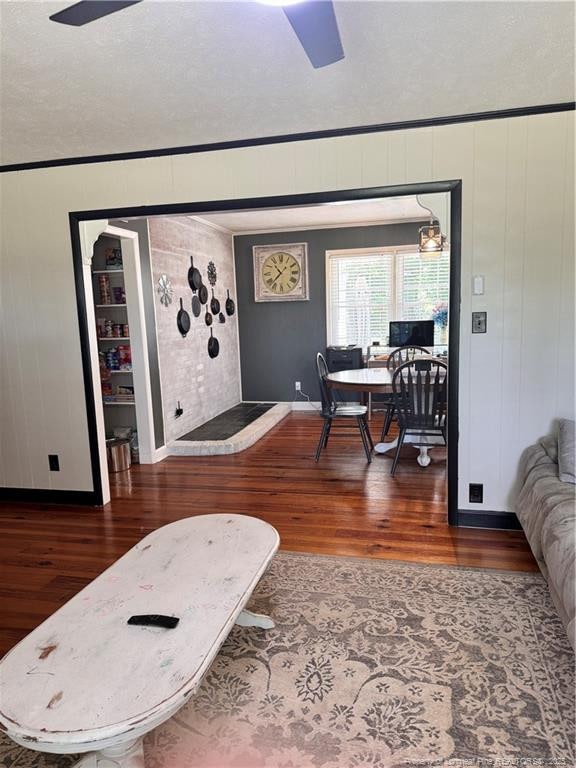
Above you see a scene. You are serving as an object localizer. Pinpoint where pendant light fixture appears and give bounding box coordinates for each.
[416,197,446,253]
[419,221,445,252]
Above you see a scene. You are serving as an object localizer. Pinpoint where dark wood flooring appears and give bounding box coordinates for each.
[0,413,536,656]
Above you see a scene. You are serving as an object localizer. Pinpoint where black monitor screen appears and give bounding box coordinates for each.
[389,320,434,348]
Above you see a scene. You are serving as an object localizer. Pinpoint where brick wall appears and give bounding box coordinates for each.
[149,216,241,443]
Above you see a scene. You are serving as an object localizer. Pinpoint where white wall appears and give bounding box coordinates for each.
[148,216,241,443]
[0,111,574,510]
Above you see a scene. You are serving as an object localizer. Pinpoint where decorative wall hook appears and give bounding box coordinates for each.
[157,274,174,307]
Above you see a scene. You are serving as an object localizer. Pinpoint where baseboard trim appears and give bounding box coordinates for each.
[153,446,169,463]
[138,445,169,464]
[457,509,521,530]
[291,400,321,412]
[0,487,100,506]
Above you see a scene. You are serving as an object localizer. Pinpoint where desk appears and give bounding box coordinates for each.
[326,368,444,467]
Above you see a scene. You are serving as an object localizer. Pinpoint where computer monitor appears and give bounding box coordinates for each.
[389,320,434,348]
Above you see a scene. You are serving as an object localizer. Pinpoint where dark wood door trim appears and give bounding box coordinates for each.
[63,181,463,520]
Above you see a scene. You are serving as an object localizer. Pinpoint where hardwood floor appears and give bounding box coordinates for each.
[0,412,536,656]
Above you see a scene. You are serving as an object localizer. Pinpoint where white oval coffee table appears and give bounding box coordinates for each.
[0,514,279,767]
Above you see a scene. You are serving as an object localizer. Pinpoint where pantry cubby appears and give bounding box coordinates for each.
[91,235,137,447]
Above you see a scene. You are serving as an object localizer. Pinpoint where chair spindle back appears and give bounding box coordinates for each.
[316,353,337,417]
[392,359,448,431]
[387,345,432,372]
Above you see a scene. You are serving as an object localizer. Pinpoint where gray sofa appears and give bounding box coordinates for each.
[515,420,575,649]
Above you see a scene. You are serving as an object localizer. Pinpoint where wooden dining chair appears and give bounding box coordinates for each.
[390,358,447,475]
[315,353,373,463]
[380,345,432,441]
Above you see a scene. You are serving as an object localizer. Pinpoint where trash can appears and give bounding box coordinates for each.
[106,438,131,473]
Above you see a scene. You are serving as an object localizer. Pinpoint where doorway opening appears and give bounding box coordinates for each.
[71,181,461,524]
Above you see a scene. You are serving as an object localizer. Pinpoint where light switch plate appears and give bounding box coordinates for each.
[472,275,485,295]
[472,311,487,333]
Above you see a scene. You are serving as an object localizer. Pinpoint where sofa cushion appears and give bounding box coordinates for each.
[539,434,558,463]
[515,458,573,564]
[515,442,555,502]
[558,418,575,484]
[541,508,576,644]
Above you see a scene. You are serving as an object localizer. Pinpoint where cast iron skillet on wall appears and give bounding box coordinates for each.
[191,293,201,317]
[210,290,220,315]
[198,283,208,305]
[177,298,191,337]
[205,309,212,327]
[225,290,235,316]
[187,257,202,292]
[208,328,219,359]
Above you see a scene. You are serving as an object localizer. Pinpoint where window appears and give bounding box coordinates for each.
[396,250,450,321]
[326,246,449,349]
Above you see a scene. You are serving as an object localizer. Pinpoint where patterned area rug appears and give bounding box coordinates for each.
[1,553,574,767]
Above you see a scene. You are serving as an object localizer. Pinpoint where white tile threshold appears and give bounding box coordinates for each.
[167,402,292,456]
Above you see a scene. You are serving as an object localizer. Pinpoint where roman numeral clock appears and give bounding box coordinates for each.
[253,243,309,302]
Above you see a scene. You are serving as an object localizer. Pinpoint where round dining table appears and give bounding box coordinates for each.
[325,367,443,467]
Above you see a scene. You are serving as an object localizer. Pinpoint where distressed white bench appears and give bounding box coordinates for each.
[0,514,279,767]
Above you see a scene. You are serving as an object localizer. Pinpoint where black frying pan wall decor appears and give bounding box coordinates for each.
[177,298,191,337]
[191,294,201,318]
[198,283,209,305]
[208,328,220,359]
[219,312,226,324]
[210,289,220,315]
[205,310,213,327]
[187,257,202,292]
[225,290,235,316]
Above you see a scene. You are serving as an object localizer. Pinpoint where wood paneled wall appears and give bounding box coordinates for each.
[0,112,574,510]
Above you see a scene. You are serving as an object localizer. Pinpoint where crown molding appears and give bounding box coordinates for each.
[1,102,573,174]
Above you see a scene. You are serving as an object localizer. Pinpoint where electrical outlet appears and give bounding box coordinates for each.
[295,381,301,392]
[48,454,60,472]
[469,483,483,503]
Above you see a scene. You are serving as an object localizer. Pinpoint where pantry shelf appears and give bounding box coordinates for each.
[95,304,127,308]
[92,269,124,274]
[98,337,130,342]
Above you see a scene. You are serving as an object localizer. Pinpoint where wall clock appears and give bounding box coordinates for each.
[253,243,309,302]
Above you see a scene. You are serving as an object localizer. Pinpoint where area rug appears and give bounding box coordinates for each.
[1,553,574,767]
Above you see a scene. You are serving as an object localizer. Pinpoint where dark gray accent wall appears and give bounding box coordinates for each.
[234,222,425,402]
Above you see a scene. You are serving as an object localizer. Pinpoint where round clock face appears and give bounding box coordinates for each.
[262,252,301,295]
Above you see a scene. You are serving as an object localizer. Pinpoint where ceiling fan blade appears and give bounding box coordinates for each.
[283,0,344,69]
[50,1,142,26]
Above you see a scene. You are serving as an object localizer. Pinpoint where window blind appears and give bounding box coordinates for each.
[397,251,450,321]
[327,251,395,350]
[326,247,449,349]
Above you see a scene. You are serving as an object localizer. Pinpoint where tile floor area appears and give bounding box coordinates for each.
[177,402,276,441]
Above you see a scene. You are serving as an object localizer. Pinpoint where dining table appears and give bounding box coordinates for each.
[325,367,444,467]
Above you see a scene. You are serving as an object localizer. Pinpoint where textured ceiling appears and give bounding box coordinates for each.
[195,195,434,233]
[0,1,573,165]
